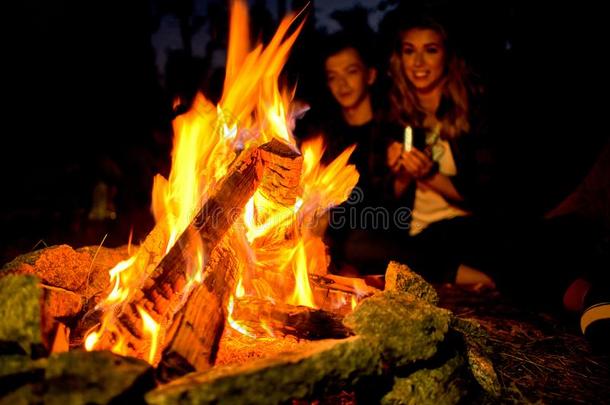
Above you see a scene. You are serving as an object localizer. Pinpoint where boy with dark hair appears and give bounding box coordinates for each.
[296,31,403,275]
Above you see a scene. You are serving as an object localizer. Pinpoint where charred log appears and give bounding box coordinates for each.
[231,296,353,340]
[157,240,239,380]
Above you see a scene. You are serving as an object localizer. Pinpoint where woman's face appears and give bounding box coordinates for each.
[325,47,376,109]
[400,28,446,93]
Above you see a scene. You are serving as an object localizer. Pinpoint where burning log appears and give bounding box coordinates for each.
[230,297,353,340]
[158,139,303,378]
[256,139,303,207]
[309,273,379,315]
[134,145,266,315]
[157,239,239,379]
[85,139,302,368]
[85,145,263,359]
[310,274,376,296]
[243,270,380,319]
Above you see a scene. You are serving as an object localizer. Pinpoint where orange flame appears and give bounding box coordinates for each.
[112,335,128,356]
[106,256,137,304]
[230,136,359,334]
[137,306,160,365]
[288,241,315,308]
[85,0,361,357]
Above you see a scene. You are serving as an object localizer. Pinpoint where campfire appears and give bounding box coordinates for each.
[0,2,500,403]
[79,0,364,372]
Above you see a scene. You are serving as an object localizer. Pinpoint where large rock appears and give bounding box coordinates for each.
[0,355,47,379]
[451,317,501,397]
[1,245,95,292]
[381,352,467,405]
[1,350,154,404]
[0,356,47,399]
[344,291,451,367]
[0,275,44,356]
[146,337,382,405]
[384,261,439,305]
[0,274,84,353]
[1,244,129,300]
[41,285,83,321]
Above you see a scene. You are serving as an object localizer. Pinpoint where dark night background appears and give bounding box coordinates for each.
[2,0,609,266]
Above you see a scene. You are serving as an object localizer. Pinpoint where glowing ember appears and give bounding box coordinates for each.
[84,330,99,351]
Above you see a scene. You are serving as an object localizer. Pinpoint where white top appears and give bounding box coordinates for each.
[410,138,470,236]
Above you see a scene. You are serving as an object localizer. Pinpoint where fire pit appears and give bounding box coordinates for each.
[0,2,499,403]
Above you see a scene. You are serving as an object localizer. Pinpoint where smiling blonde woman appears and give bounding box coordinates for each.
[384,10,499,285]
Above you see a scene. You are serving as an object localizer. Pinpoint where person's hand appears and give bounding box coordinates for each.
[387,141,410,196]
[401,147,435,179]
[387,141,404,174]
[387,142,435,179]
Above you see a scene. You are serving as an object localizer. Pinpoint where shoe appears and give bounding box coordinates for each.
[580,285,610,354]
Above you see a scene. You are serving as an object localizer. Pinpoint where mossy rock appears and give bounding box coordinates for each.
[384,261,439,305]
[0,275,43,356]
[1,350,154,405]
[381,352,467,405]
[146,337,382,405]
[344,291,451,367]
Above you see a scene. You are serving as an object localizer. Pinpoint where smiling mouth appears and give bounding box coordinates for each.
[412,71,430,79]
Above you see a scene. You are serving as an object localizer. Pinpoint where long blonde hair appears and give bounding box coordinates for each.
[389,16,476,139]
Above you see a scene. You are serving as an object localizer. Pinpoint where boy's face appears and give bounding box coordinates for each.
[325,48,376,109]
